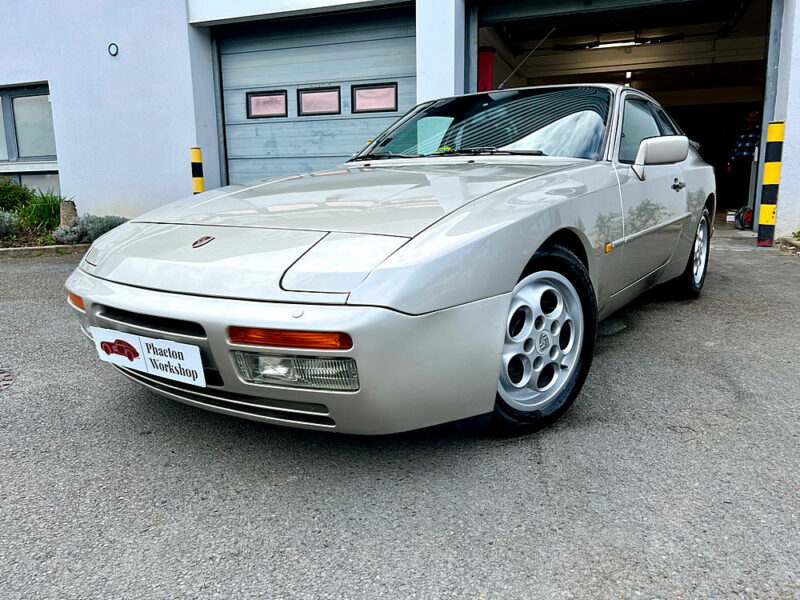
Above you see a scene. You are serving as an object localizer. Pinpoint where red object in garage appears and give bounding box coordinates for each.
[478,48,495,92]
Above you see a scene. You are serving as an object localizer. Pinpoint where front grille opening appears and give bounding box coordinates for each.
[96,305,206,338]
[118,367,334,427]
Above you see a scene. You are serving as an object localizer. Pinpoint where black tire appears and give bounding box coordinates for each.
[670,207,711,299]
[492,244,597,432]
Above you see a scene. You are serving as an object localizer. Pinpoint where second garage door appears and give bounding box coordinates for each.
[217,6,416,184]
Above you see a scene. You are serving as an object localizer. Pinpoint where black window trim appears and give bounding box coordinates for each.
[351,82,398,114]
[0,83,57,163]
[297,86,341,117]
[245,90,288,119]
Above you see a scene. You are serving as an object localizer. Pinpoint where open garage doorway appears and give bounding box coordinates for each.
[477,0,771,214]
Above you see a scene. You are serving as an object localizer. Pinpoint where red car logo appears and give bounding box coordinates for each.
[100,339,139,362]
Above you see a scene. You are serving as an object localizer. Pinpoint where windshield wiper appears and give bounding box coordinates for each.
[426,146,547,157]
[350,151,423,161]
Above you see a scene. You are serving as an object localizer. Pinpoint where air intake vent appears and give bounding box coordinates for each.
[96,305,206,338]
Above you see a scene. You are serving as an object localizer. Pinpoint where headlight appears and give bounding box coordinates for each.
[281,232,407,293]
[84,244,102,266]
[233,351,359,391]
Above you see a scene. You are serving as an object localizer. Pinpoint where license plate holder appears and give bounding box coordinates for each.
[90,326,207,388]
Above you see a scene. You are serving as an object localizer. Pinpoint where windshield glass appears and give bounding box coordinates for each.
[354,86,611,160]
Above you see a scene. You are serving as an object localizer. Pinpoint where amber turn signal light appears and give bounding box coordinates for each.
[67,292,85,310]
[228,327,353,350]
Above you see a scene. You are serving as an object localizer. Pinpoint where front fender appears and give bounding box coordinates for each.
[348,164,622,315]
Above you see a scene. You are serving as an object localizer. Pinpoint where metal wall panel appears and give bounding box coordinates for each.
[218,7,416,183]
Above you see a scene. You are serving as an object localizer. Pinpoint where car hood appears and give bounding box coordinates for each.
[133,159,580,237]
[82,222,352,302]
[84,158,581,303]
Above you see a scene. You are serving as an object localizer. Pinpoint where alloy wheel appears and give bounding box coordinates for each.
[498,270,584,412]
[693,215,709,286]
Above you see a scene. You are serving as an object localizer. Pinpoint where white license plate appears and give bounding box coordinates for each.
[90,326,206,387]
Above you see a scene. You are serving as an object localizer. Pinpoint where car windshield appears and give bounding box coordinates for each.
[353,86,611,161]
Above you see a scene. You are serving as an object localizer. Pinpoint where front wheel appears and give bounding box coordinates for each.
[493,244,597,432]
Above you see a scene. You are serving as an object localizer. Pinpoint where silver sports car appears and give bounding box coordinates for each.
[66,84,715,434]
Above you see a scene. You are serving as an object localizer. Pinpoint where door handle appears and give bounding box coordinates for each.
[672,179,686,191]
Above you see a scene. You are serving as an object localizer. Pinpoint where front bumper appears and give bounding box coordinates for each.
[66,268,509,434]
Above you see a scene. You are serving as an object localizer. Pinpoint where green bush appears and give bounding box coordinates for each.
[53,214,128,245]
[52,223,81,245]
[0,178,36,212]
[82,214,128,242]
[0,211,18,238]
[16,188,63,232]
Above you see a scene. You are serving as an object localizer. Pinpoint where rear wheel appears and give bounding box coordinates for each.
[670,208,710,298]
[493,244,597,431]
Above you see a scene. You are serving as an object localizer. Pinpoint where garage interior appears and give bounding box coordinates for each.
[477,0,770,214]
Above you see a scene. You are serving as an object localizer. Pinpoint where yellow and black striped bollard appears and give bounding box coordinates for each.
[191,147,204,195]
[756,121,784,246]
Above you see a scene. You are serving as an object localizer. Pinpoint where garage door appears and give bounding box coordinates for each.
[217,6,416,184]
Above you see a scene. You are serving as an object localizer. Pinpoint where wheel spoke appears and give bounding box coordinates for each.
[549,318,561,336]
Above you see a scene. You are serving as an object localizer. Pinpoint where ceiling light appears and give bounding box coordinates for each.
[626,71,633,79]
[595,40,637,49]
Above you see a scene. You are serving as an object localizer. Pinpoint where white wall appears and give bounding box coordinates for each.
[416,0,466,102]
[0,0,218,217]
[187,24,222,193]
[188,0,404,24]
[775,0,800,238]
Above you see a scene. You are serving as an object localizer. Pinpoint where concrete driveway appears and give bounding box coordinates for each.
[1,226,798,599]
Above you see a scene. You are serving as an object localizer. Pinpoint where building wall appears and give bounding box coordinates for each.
[0,0,219,217]
[187,25,223,197]
[415,0,466,102]
[775,0,800,238]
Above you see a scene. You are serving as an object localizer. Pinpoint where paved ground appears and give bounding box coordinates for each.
[0,225,798,599]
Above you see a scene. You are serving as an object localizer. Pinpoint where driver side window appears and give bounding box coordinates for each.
[619,99,661,164]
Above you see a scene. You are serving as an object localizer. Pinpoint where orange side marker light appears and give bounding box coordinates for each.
[67,292,85,310]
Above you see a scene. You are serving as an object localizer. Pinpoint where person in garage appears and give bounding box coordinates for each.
[726,110,761,214]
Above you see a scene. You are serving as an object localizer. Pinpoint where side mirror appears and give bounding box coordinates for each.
[632,135,689,180]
